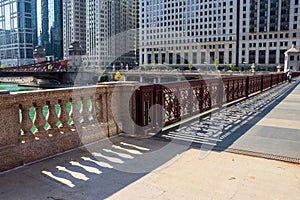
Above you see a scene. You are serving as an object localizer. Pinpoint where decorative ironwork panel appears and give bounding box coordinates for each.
[248,76,261,94]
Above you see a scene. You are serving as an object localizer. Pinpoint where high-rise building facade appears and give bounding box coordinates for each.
[239,0,300,69]
[37,0,63,60]
[62,0,86,59]
[139,0,238,67]
[84,0,138,69]
[0,0,36,66]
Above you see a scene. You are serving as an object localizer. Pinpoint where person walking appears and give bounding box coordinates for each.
[287,66,293,83]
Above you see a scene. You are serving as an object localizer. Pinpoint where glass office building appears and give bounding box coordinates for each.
[37,0,63,60]
[0,0,36,66]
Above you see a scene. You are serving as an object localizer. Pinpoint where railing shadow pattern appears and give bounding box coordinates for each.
[155,78,299,150]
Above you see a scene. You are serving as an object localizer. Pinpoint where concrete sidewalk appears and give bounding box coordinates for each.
[108,149,300,200]
[0,136,299,200]
[228,80,300,161]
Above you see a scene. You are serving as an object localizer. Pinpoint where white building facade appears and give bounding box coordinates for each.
[139,0,238,67]
[239,0,300,70]
[83,0,138,69]
[62,0,86,59]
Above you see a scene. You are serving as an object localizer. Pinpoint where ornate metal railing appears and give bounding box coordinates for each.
[136,72,299,129]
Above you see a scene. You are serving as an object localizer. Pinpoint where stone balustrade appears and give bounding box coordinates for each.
[0,82,138,172]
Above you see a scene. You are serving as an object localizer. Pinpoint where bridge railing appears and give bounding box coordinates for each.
[0,60,68,73]
[1,72,299,172]
[135,72,299,130]
[0,83,138,172]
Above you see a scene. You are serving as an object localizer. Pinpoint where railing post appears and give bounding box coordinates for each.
[71,98,82,126]
[217,78,224,107]
[33,102,47,139]
[0,95,20,146]
[46,100,59,137]
[271,74,273,87]
[58,99,71,133]
[245,76,249,97]
[81,97,90,124]
[260,75,264,91]
[20,103,34,142]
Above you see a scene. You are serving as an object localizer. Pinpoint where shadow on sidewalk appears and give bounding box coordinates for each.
[0,135,190,200]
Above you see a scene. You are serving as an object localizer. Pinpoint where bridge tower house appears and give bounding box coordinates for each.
[68,41,84,71]
[33,46,47,63]
[284,44,300,72]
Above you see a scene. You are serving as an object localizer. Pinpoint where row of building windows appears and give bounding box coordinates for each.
[242,41,297,48]
[242,32,297,40]
[142,44,233,52]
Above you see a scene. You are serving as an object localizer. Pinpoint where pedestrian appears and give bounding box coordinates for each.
[287,66,293,83]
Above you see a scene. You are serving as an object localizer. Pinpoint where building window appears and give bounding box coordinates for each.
[290,55,294,61]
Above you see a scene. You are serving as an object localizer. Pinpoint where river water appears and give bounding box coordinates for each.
[0,83,39,92]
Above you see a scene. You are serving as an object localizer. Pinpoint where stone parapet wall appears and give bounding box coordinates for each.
[0,82,138,172]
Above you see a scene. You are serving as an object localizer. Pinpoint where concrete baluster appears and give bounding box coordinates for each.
[81,97,90,123]
[58,99,70,132]
[33,102,47,139]
[71,98,82,125]
[46,100,59,137]
[88,96,97,123]
[20,103,34,142]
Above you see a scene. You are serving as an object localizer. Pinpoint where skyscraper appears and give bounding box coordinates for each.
[139,0,238,67]
[62,0,86,59]
[36,0,63,60]
[239,0,300,69]
[0,0,36,66]
[84,0,138,69]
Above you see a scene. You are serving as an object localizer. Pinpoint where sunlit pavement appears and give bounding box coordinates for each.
[0,79,300,200]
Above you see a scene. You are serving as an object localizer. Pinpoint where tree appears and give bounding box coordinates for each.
[114,71,122,81]
[215,58,219,70]
[99,73,109,82]
[0,64,8,68]
[188,62,193,70]
[152,60,157,69]
[228,63,238,71]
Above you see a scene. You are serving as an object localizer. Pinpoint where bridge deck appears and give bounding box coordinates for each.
[0,78,299,199]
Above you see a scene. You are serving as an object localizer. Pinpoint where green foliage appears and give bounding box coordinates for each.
[114,71,122,81]
[167,66,176,70]
[188,62,193,70]
[143,65,149,70]
[215,58,219,70]
[228,63,238,71]
[0,64,8,68]
[152,60,156,68]
[99,73,109,82]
